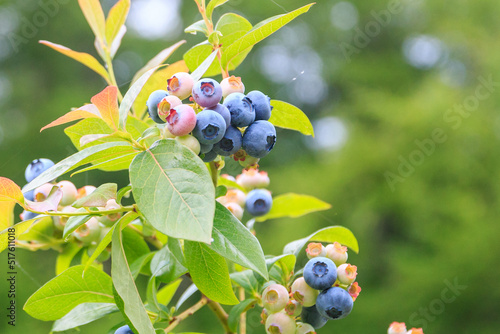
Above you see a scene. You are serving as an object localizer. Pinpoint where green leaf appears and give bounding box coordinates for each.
[222,3,314,70]
[150,241,187,283]
[156,279,182,306]
[84,213,137,272]
[184,241,239,305]
[23,142,134,192]
[73,183,117,208]
[105,0,130,46]
[130,252,155,279]
[56,243,82,275]
[52,303,118,332]
[112,218,156,333]
[256,193,330,222]
[123,226,150,264]
[217,177,246,192]
[184,20,209,36]
[17,216,55,243]
[0,217,44,253]
[283,226,359,258]
[175,283,198,310]
[78,0,106,45]
[210,203,268,279]
[269,100,314,136]
[130,139,215,243]
[119,66,163,129]
[206,0,229,20]
[131,40,186,85]
[266,254,296,284]
[230,270,260,294]
[228,299,257,332]
[184,13,252,77]
[24,265,114,321]
[215,185,227,198]
[63,212,93,240]
[190,50,218,82]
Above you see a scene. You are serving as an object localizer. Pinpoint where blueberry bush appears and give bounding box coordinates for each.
[0,0,374,333]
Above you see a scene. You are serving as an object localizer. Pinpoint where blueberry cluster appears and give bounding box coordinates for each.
[261,242,361,333]
[217,169,272,220]
[387,322,424,334]
[146,74,276,163]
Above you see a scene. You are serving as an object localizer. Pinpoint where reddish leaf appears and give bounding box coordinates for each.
[41,106,100,132]
[0,177,24,229]
[91,86,120,130]
[40,41,110,82]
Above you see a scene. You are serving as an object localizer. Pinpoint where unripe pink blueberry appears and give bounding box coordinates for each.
[224,202,244,220]
[77,185,96,199]
[295,322,316,334]
[217,189,246,207]
[175,135,201,155]
[388,322,407,334]
[262,284,289,313]
[306,242,327,259]
[34,183,56,202]
[56,180,78,206]
[407,328,424,334]
[337,263,357,285]
[265,311,296,334]
[167,104,197,136]
[53,206,77,231]
[157,95,182,122]
[325,242,348,266]
[291,277,318,307]
[236,169,270,189]
[221,75,245,98]
[167,72,194,100]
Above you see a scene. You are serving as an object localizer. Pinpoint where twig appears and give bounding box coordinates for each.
[207,299,234,334]
[164,297,208,333]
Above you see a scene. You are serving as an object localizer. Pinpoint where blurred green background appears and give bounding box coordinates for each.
[1,0,499,333]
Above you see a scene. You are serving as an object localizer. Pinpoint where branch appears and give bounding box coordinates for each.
[207,299,234,334]
[164,297,208,333]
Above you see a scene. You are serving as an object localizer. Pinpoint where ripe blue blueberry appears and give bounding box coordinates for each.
[213,126,242,156]
[22,211,39,221]
[22,185,34,202]
[316,287,353,320]
[242,120,276,158]
[201,150,218,162]
[114,324,134,334]
[246,90,272,121]
[25,158,54,183]
[300,305,328,329]
[207,104,231,129]
[223,92,255,127]
[192,78,222,108]
[245,189,272,216]
[192,109,227,145]
[200,142,214,154]
[303,257,337,291]
[146,90,169,124]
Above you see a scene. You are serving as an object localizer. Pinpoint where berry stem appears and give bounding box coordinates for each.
[26,205,135,217]
[208,161,219,187]
[164,297,209,333]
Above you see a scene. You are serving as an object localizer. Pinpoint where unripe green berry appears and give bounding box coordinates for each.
[265,311,296,334]
[176,135,201,155]
[73,217,101,244]
[291,277,318,307]
[285,299,302,317]
[262,284,289,313]
[295,322,316,334]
